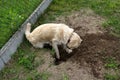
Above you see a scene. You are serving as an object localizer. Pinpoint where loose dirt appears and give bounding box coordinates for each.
[37,9,120,80]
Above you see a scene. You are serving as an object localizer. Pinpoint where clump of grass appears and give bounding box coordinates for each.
[104,57,118,69]
[104,73,119,80]
[18,54,35,70]
[26,70,41,80]
[50,48,55,56]
[0,63,25,80]
[15,47,35,70]
[26,71,51,80]
[62,73,69,80]
[39,72,51,80]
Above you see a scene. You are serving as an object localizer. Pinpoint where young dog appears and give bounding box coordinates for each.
[25,23,82,59]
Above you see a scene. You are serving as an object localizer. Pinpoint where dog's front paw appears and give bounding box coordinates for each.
[66,49,72,53]
[56,55,60,59]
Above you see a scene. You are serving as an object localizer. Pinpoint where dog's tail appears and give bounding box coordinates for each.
[25,23,31,40]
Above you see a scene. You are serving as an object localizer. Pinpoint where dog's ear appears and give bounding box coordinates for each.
[64,27,74,44]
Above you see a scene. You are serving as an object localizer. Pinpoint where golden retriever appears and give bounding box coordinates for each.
[25,23,82,59]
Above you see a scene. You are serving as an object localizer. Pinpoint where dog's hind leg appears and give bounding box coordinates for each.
[52,40,60,59]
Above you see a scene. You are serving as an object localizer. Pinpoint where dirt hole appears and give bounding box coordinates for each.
[37,9,120,80]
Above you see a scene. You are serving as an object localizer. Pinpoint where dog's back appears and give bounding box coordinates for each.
[25,23,74,45]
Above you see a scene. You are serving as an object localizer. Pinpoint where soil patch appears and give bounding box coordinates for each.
[70,33,120,78]
[55,9,106,36]
[37,9,120,80]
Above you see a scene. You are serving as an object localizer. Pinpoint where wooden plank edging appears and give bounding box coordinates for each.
[0,0,53,70]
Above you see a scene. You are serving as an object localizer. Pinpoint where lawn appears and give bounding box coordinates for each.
[37,0,120,34]
[0,0,42,48]
[0,0,120,80]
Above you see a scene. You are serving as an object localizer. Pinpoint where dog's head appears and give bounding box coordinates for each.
[67,32,82,49]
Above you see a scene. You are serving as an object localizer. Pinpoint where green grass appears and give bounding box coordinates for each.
[62,73,69,80]
[39,72,51,80]
[17,49,35,70]
[36,0,120,34]
[104,57,119,80]
[104,57,118,69]
[0,0,42,48]
[104,73,120,80]
[26,71,51,80]
[0,41,47,80]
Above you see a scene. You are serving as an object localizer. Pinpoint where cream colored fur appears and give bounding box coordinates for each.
[25,23,82,59]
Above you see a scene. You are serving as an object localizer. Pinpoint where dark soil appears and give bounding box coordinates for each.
[72,33,120,78]
[54,9,120,79]
[37,9,120,80]
[56,33,120,78]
